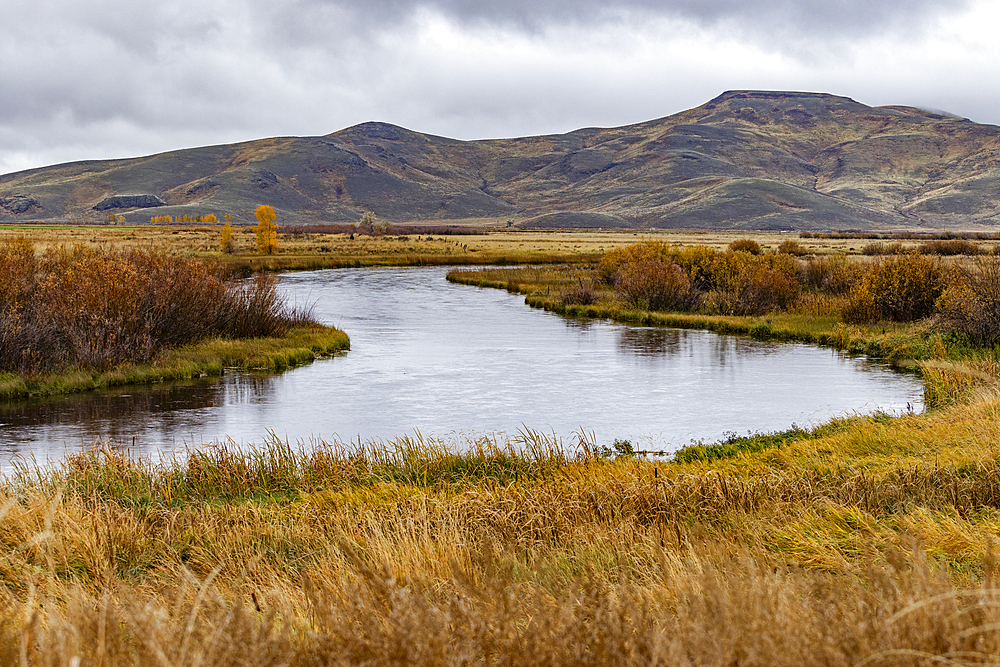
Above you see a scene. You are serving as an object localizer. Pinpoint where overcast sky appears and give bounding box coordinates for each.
[1,0,998,174]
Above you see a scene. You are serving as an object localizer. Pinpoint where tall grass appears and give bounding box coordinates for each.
[0,240,313,373]
[7,410,1000,664]
[281,223,487,237]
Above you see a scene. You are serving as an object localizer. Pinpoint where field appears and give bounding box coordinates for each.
[6,222,993,269]
[4,223,1000,664]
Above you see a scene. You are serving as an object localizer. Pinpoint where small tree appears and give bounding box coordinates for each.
[357,211,377,235]
[254,205,278,255]
[220,219,234,254]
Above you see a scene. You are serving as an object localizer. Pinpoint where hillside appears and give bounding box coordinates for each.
[2,90,1000,230]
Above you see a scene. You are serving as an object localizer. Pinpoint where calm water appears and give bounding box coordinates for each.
[0,266,924,466]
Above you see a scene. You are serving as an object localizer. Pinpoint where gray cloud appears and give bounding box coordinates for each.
[0,0,995,175]
[311,0,973,38]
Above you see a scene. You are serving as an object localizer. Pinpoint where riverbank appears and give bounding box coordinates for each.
[0,325,349,400]
[5,400,1000,664]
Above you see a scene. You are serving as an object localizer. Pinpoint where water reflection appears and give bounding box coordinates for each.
[0,381,220,430]
[616,327,684,357]
[0,266,925,466]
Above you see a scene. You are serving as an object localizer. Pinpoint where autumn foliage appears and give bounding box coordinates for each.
[0,239,306,374]
[842,254,946,323]
[254,205,278,255]
[600,241,797,316]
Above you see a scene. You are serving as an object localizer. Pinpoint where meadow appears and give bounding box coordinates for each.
[3,224,1000,664]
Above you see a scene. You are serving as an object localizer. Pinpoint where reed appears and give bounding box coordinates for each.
[6,402,1000,664]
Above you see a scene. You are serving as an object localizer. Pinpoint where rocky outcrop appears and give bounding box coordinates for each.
[92,195,166,211]
[0,194,41,215]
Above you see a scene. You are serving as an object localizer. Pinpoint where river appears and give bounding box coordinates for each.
[0,266,924,466]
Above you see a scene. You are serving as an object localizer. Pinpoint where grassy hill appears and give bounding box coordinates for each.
[2,90,1000,230]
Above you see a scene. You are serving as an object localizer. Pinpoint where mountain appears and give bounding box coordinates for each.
[2,90,1000,230]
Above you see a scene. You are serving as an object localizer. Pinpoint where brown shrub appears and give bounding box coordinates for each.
[615,258,703,311]
[777,239,808,256]
[918,239,985,256]
[708,251,800,315]
[559,280,600,306]
[801,255,863,295]
[597,241,674,285]
[843,254,945,323]
[862,241,906,255]
[936,256,1000,345]
[729,238,763,255]
[0,243,310,373]
[711,268,800,316]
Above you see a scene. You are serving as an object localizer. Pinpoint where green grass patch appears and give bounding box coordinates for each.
[0,325,349,400]
[673,426,812,463]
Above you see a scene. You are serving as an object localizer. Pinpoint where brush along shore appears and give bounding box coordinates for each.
[0,241,349,399]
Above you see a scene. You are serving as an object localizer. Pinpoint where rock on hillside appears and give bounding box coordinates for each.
[1,90,999,230]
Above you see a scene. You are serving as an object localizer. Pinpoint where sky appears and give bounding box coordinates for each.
[1,0,999,175]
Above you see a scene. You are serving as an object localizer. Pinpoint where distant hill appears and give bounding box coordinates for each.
[3,90,1000,230]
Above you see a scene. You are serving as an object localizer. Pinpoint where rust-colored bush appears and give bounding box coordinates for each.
[843,255,945,323]
[918,239,985,256]
[936,256,1000,345]
[708,251,800,315]
[559,279,600,306]
[597,241,674,285]
[800,255,863,295]
[728,238,763,255]
[777,239,808,256]
[710,268,800,315]
[862,241,906,255]
[615,258,703,311]
[0,242,309,373]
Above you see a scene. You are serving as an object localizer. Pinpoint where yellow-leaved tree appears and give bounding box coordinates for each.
[254,205,278,255]
[219,218,234,254]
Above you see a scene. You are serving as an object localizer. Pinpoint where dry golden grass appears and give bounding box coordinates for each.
[6,407,1000,664]
[6,223,983,269]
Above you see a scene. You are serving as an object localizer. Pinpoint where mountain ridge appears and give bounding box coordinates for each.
[2,90,999,230]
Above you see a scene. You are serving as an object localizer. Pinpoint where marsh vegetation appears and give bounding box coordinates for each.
[7,405,1000,665]
[0,238,348,398]
[2,228,1000,664]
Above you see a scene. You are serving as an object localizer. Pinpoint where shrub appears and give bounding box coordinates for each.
[597,241,674,285]
[708,251,800,315]
[777,239,808,256]
[729,238,763,255]
[560,280,599,306]
[710,267,800,316]
[936,256,1000,345]
[615,258,702,311]
[861,242,906,255]
[0,242,310,374]
[670,245,720,288]
[917,239,985,256]
[800,255,863,295]
[842,255,945,323]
